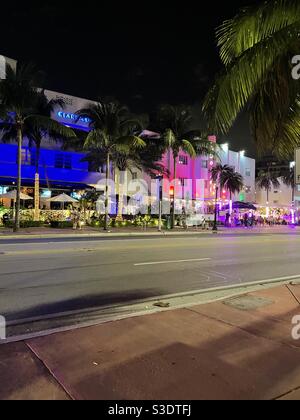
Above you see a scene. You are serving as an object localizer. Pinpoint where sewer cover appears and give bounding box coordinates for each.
[223,295,274,311]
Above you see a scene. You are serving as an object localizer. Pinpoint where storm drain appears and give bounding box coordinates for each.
[223,295,274,311]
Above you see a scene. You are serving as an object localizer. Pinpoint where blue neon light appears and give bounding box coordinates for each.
[57,112,91,125]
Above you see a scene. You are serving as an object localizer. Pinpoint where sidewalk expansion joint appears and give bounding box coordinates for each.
[185,307,300,351]
[24,341,75,401]
[273,384,300,400]
[286,284,300,306]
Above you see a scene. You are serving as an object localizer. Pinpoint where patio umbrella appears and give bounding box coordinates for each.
[0,190,33,201]
[48,193,79,210]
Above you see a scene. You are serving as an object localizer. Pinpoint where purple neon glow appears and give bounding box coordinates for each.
[291,209,295,224]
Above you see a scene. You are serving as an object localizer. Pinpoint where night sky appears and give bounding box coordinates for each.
[0,0,262,156]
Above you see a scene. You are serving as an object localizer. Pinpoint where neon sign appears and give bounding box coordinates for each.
[57,111,91,125]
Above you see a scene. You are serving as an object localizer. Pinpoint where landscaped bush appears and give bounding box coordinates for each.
[50,221,73,229]
[4,221,45,228]
[87,215,164,229]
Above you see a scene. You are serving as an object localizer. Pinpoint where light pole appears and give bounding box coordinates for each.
[156,175,163,232]
[222,143,232,224]
[170,186,175,229]
[212,184,219,233]
[290,161,296,224]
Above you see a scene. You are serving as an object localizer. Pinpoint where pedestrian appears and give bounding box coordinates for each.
[181,207,188,230]
[243,213,248,228]
[225,212,230,227]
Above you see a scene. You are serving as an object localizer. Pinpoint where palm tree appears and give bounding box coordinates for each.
[77,101,146,230]
[256,170,281,205]
[203,0,300,159]
[210,164,237,231]
[222,170,244,199]
[157,105,218,228]
[85,134,166,221]
[1,91,74,221]
[282,167,295,205]
[0,64,75,230]
[222,170,244,225]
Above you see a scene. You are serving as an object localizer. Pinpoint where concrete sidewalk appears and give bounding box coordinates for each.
[1,283,300,400]
[0,225,298,240]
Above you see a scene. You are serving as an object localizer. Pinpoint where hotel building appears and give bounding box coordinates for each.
[0,55,255,213]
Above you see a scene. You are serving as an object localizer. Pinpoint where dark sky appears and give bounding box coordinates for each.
[0,0,262,155]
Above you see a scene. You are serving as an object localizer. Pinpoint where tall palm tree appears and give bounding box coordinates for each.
[0,64,75,231]
[84,135,166,221]
[222,169,244,224]
[1,91,74,221]
[210,164,237,231]
[256,170,281,205]
[157,105,218,228]
[77,101,146,230]
[282,167,295,205]
[203,0,300,159]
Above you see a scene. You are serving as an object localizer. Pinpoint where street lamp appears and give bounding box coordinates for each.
[290,161,296,223]
[212,181,219,233]
[156,175,163,232]
[170,186,175,229]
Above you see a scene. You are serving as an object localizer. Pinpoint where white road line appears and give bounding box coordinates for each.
[134,258,212,267]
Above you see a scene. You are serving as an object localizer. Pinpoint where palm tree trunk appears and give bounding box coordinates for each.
[116,170,124,222]
[229,191,233,226]
[34,145,40,221]
[104,153,110,231]
[171,154,177,229]
[14,127,23,232]
[212,186,219,232]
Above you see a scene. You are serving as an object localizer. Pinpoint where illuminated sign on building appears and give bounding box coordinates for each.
[57,111,91,125]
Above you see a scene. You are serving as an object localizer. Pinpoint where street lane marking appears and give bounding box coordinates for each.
[134,258,212,267]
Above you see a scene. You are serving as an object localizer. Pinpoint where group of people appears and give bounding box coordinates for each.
[231,212,256,228]
[225,212,289,228]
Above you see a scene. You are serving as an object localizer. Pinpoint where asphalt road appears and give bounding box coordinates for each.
[1,232,300,323]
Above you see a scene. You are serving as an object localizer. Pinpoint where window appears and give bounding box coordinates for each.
[273,200,279,204]
[55,154,64,169]
[20,148,33,166]
[245,168,251,177]
[64,155,72,170]
[201,160,208,169]
[274,191,279,194]
[132,172,138,180]
[179,155,188,165]
[179,178,186,186]
[55,153,72,170]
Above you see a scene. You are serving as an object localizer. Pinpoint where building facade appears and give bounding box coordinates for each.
[0,55,256,214]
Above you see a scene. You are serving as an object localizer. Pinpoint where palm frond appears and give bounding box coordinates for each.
[180,140,197,158]
[218,0,300,66]
[117,135,146,150]
[26,115,75,139]
[163,129,176,149]
[84,129,109,150]
[203,0,300,156]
